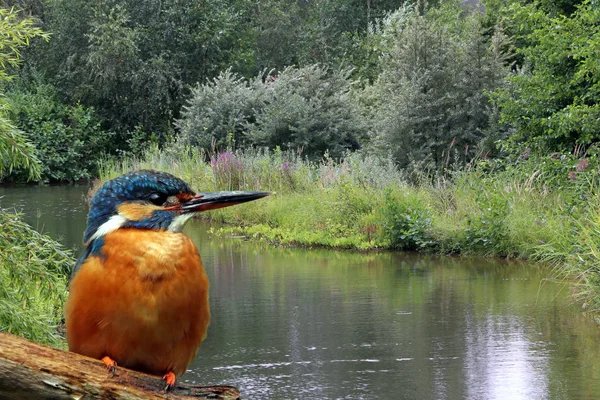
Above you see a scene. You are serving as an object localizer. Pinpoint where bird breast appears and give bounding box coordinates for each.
[66,228,210,376]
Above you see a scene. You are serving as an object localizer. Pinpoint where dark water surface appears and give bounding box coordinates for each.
[2,185,600,399]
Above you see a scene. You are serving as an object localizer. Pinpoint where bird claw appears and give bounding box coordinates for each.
[163,371,176,391]
[101,356,117,375]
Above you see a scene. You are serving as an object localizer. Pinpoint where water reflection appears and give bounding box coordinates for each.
[2,185,600,399]
[0,185,89,251]
[186,229,600,400]
[464,314,550,400]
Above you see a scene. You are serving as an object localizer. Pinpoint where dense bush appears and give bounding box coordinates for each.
[177,70,265,150]
[177,65,366,159]
[381,190,435,251]
[492,1,600,153]
[248,65,365,158]
[6,80,113,182]
[0,212,71,346]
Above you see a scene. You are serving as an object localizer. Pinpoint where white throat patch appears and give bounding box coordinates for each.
[86,211,196,243]
[86,214,128,244]
[168,213,197,233]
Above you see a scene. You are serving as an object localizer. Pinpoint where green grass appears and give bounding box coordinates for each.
[100,145,600,320]
[0,211,71,346]
[5,142,598,345]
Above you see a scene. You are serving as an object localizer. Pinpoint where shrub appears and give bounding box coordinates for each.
[0,211,71,346]
[176,70,265,150]
[381,190,435,251]
[492,1,600,153]
[6,80,113,182]
[177,65,367,159]
[463,194,509,255]
[248,65,366,159]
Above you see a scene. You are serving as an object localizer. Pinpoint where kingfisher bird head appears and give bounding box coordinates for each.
[83,170,270,245]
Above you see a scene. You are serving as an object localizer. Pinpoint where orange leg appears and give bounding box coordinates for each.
[163,371,176,391]
[101,356,117,374]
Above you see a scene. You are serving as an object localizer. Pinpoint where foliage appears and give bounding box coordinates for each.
[177,70,265,150]
[178,65,366,159]
[381,190,435,251]
[248,65,365,159]
[100,146,588,257]
[35,0,253,138]
[0,211,71,346]
[6,79,113,182]
[0,6,47,180]
[0,109,40,180]
[462,191,509,255]
[250,0,406,71]
[366,1,509,171]
[492,1,600,152]
[544,206,600,319]
[19,0,419,154]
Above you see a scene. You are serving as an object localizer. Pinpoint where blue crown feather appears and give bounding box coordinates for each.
[83,170,193,244]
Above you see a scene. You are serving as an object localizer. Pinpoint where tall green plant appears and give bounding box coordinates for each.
[492,1,600,153]
[366,1,508,172]
[0,212,71,345]
[0,7,47,180]
[381,190,435,251]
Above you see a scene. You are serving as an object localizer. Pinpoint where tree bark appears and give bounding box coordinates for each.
[0,332,240,400]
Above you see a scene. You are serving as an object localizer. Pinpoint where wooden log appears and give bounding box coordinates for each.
[0,332,240,400]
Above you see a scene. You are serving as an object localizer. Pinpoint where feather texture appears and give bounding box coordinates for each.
[65,228,210,377]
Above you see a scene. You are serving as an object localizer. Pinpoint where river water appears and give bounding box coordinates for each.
[1,185,600,400]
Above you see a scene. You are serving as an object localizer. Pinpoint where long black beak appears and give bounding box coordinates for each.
[180,191,271,213]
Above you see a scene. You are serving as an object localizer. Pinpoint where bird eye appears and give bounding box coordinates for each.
[148,192,168,206]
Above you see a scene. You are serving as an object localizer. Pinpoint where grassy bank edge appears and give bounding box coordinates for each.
[98,146,600,323]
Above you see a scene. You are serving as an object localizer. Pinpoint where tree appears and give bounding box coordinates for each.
[176,69,265,150]
[34,0,254,142]
[366,2,508,171]
[492,1,600,152]
[248,65,365,159]
[0,7,47,180]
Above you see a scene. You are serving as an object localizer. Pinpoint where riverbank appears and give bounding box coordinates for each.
[100,146,600,321]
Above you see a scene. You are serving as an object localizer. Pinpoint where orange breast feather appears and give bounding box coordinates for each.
[65,228,210,377]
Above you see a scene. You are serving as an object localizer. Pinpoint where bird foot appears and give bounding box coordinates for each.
[101,356,117,375]
[163,371,176,391]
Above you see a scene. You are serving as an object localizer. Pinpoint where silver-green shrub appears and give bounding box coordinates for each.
[177,65,366,159]
[177,69,266,150]
[247,65,366,159]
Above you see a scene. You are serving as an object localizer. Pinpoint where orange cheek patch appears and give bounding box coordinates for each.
[177,193,196,202]
[117,203,163,221]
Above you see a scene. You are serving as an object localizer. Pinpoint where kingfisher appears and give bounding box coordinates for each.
[65,170,269,390]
